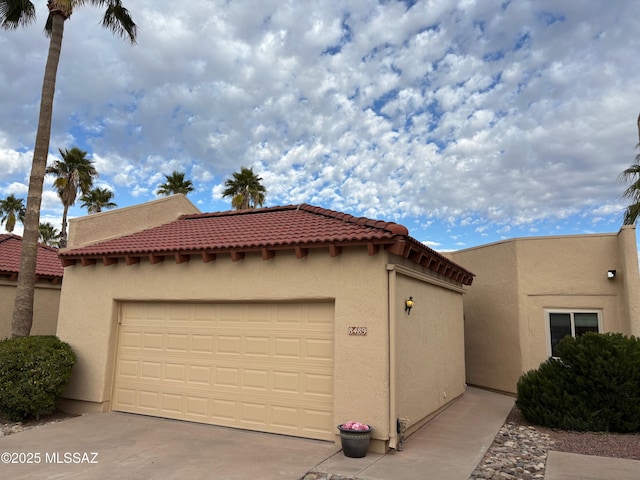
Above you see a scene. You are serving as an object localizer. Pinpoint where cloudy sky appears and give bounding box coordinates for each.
[1,0,639,251]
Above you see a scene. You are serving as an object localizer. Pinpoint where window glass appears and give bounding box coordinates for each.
[547,311,601,357]
[574,312,599,336]
[549,313,571,357]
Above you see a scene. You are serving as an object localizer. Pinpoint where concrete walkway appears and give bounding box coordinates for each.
[310,387,515,479]
[545,451,640,480]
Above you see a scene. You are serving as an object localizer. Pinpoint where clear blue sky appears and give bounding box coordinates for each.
[1,1,639,252]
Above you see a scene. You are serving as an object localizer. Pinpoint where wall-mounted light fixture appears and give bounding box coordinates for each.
[405,296,415,315]
[607,269,617,279]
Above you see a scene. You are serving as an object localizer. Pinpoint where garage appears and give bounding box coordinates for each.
[112,301,335,441]
[57,198,474,452]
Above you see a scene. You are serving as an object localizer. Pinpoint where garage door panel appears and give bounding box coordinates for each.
[186,396,209,417]
[219,305,243,323]
[212,398,236,420]
[166,334,188,352]
[115,380,334,437]
[304,373,333,397]
[306,338,333,360]
[145,303,167,322]
[113,302,334,441]
[188,365,212,384]
[119,357,332,392]
[117,359,138,378]
[273,371,300,393]
[273,337,301,358]
[121,331,141,348]
[243,368,268,390]
[191,335,214,353]
[161,393,183,413]
[167,304,190,322]
[302,408,333,434]
[114,387,136,407]
[140,361,161,380]
[143,333,163,350]
[272,405,299,429]
[217,335,241,354]
[244,336,269,356]
[139,390,159,409]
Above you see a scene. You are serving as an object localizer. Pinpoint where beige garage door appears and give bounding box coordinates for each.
[112,302,334,441]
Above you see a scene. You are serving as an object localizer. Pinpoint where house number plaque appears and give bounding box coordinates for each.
[348,326,367,336]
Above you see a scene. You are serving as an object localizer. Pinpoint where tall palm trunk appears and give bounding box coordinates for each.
[60,204,69,247]
[11,13,66,338]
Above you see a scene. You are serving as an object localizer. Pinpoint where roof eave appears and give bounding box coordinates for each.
[59,238,399,267]
[386,238,475,286]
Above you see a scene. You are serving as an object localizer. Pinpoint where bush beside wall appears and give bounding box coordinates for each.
[516,333,640,433]
[0,336,76,421]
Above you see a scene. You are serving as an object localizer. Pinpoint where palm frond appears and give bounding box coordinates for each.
[0,0,36,30]
[101,0,137,44]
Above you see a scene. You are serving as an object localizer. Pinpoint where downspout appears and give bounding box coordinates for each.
[388,266,398,450]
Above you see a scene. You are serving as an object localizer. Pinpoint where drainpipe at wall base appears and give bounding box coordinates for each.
[396,417,409,451]
[387,266,398,450]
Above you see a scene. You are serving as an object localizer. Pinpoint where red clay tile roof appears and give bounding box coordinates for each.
[0,234,64,280]
[60,204,473,285]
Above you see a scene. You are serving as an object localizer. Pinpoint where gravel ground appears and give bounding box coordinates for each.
[0,411,78,437]
[506,406,640,461]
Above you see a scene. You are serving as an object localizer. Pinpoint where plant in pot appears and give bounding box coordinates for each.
[337,421,372,458]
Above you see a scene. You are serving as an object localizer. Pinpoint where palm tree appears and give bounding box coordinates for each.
[620,163,640,225]
[2,1,136,338]
[39,222,60,247]
[80,187,117,213]
[222,167,267,210]
[46,147,98,247]
[0,194,26,233]
[620,113,640,225]
[156,171,195,196]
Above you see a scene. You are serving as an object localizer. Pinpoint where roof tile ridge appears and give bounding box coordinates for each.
[181,205,297,220]
[297,204,408,235]
[38,242,59,253]
[0,233,20,244]
[60,217,186,256]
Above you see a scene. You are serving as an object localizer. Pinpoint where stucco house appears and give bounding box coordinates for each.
[55,196,474,452]
[445,226,640,394]
[0,234,63,339]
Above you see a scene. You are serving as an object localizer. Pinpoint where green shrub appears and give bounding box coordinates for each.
[516,332,640,432]
[0,335,76,421]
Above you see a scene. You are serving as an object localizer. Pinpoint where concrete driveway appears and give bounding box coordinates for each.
[0,412,340,479]
[0,388,522,480]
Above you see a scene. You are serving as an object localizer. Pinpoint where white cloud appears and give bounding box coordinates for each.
[0,0,638,250]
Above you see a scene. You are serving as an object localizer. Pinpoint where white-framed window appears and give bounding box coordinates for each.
[545,310,601,357]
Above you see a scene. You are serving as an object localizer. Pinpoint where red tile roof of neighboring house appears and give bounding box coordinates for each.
[59,204,474,285]
[0,234,64,282]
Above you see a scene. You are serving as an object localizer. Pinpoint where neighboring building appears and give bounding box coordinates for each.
[56,197,473,453]
[0,234,63,339]
[445,226,640,394]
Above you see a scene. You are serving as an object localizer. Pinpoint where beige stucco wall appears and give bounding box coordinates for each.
[444,240,522,393]
[515,230,635,374]
[0,281,61,339]
[65,195,200,249]
[56,248,393,446]
[446,227,640,394]
[392,267,466,436]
